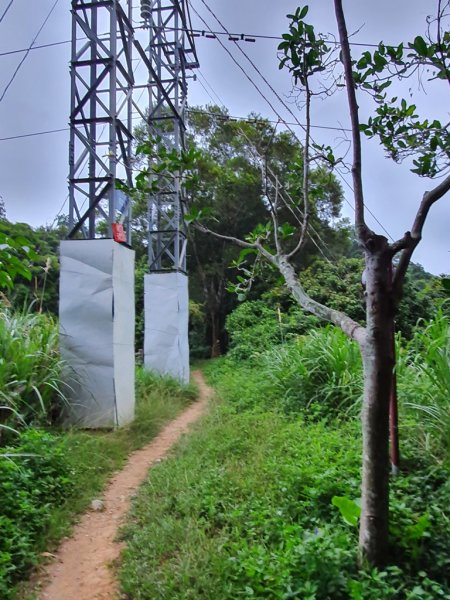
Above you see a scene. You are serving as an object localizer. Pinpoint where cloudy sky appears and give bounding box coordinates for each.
[0,0,448,274]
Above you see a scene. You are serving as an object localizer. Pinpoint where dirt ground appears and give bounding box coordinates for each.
[39,370,211,600]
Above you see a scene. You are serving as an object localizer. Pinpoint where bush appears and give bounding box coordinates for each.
[207,325,363,419]
[0,430,73,597]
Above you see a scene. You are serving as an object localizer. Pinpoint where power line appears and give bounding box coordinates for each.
[0,0,60,104]
[0,27,390,61]
[0,127,69,142]
[0,34,129,59]
[189,72,337,262]
[192,0,395,242]
[0,0,14,24]
[186,107,352,133]
[189,1,306,134]
[0,39,71,57]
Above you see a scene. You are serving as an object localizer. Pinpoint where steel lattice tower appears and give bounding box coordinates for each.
[139,0,199,271]
[68,0,134,242]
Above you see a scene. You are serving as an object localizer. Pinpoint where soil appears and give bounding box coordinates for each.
[39,370,212,600]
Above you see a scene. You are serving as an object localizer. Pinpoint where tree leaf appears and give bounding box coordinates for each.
[332,495,361,526]
[413,35,428,57]
[299,5,309,19]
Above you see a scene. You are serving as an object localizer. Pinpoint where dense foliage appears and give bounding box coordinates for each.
[0,274,196,597]
[0,431,72,597]
[0,219,64,313]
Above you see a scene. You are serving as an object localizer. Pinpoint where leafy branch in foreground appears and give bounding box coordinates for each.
[0,233,37,290]
[353,0,450,177]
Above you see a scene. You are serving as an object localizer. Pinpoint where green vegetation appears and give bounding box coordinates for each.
[0,362,197,599]
[0,430,72,599]
[119,310,449,599]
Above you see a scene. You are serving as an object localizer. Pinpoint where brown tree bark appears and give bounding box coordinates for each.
[210,309,222,358]
[359,238,393,566]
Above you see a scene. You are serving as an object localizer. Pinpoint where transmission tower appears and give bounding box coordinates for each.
[137,0,198,382]
[139,0,199,271]
[68,0,134,242]
[61,0,136,429]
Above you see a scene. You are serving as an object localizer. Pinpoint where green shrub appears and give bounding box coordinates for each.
[4,367,198,598]
[0,308,67,437]
[226,300,319,361]
[0,430,73,597]
[263,326,363,417]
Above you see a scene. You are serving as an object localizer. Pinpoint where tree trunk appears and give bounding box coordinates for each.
[210,310,222,358]
[359,242,394,566]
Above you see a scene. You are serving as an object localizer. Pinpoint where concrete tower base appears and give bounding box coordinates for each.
[59,240,135,428]
[144,272,189,383]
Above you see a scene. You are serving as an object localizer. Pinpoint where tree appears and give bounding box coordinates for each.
[190,2,450,566]
[128,106,349,356]
[0,227,36,292]
[0,220,64,313]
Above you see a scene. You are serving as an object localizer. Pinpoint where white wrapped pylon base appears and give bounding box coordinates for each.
[144,272,189,383]
[59,240,135,428]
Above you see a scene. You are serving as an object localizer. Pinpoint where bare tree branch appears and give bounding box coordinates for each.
[287,79,311,260]
[275,254,366,346]
[194,222,274,262]
[262,165,281,253]
[334,0,371,243]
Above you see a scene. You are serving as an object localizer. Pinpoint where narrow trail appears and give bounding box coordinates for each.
[39,370,212,600]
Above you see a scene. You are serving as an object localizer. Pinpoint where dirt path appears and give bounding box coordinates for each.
[39,370,212,600]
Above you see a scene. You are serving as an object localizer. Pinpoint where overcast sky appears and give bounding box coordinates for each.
[0,0,448,274]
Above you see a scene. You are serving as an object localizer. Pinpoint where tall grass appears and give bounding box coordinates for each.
[209,310,448,459]
[397,304,450,455]
[263,326,363,418]
[207,326,363,419]
[0,307,67,439]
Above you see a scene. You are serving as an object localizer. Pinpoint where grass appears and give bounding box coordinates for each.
[397,305,450,455]
[46,369,197,543]
[205,326,363,419]
[119,316,449,599]
[119,409,360,599]
[119,394,449,598]
[7,368,197,599]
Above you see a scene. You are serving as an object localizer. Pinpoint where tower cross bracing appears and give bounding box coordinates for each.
[140,0,199,272]
[68,0,134,242]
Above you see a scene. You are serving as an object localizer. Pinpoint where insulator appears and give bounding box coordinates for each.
[140,0,152,21]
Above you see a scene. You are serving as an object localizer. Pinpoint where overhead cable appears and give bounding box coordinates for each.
[0,0,14,25]
[192,0,395,241]
[0,127,69,142]
[0,0,61,105]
